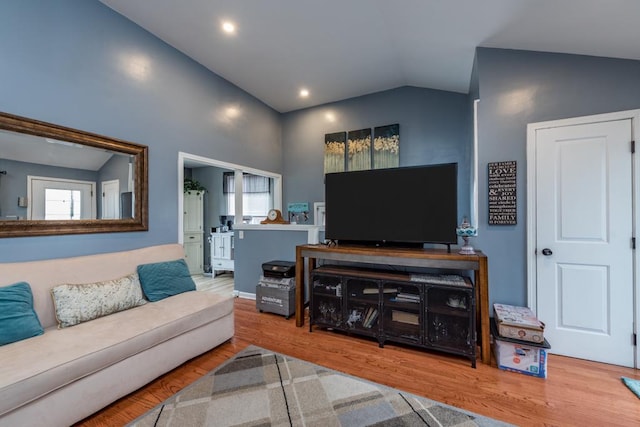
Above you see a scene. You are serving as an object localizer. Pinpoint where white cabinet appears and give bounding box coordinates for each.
[183,192,204,233]
[183,233,203,274]
[210,232,234,276]
[183,192,204,274]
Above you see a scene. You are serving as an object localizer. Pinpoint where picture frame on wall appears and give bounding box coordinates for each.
[373,124,399,169]
[488,160,517,225]
[347,128,372,171]
[324,131,346,174]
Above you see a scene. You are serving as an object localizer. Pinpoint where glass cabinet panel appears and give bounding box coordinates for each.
[425,286,474,353]
[381,281,422,344]
[345,277,379,335]
[311,273,343,328]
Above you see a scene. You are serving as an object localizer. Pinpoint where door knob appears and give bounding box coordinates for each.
[541,248,553,256]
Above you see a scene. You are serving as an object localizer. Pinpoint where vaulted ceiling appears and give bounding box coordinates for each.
[100,0,640,113]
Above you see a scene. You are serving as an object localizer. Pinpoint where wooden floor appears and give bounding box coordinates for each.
[191,272,235,294]
[77,298,640,427]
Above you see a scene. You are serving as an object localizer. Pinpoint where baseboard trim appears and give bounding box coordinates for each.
[234,290,256,300]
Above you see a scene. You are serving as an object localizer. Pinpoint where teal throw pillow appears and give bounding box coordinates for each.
[137,259,196,302]
[0,282,45,346]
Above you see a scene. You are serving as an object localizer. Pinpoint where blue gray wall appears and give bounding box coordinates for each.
[234,229,308,295]
[0,0,281,262]
[474,48,640,308]
[281,86,472,224]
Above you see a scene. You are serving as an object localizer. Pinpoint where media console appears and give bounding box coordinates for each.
[295,244,491,365]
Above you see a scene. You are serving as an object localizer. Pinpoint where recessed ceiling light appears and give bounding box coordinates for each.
[222,21,236,34]
[299,88,310,98]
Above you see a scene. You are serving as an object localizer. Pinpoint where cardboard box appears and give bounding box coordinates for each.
[494,303,545,344]
[492,319,550,378]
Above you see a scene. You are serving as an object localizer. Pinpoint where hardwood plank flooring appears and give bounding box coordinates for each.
[192,272,235,295]
[77,298,640,426]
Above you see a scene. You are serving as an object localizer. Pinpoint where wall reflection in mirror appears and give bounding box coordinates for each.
[0,112,148,237]
[0,131,134,221]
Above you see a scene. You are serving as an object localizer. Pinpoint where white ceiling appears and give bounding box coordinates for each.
[100,0,640,113]
[0,130,114,171]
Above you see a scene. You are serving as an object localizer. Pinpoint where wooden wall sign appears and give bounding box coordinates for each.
[488,161,517,225]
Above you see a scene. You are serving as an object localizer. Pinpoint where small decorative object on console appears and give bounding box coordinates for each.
[260,209,289,224]
[287,202,310,224]
[456,217,477,255]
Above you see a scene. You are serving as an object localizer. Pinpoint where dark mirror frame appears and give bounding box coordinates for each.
[0,112,148,237]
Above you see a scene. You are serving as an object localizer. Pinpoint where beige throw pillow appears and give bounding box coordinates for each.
[51,273,147,328]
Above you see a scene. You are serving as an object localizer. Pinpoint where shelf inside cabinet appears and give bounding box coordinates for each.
[427,306,470,317]
[345,303,379,333]
[426,281,472,311]
[312,274,342,297]
[383,281,421,307]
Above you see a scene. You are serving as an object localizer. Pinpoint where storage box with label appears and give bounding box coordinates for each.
[256,276,295,319]
[492,319,550,378]
[494,303,545,343]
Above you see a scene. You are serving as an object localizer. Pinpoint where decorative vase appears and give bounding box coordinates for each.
[456,218,477,255]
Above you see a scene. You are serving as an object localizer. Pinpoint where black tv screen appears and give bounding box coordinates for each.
[325,163,458,246]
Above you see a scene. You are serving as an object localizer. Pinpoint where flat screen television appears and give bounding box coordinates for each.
[325,163,458,248]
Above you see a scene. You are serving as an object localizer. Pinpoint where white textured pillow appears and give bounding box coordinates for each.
[51,273,147,328]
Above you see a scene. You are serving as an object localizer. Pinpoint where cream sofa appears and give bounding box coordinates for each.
[0,244,234,427]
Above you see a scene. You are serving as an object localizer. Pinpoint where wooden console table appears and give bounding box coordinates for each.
[295,244,490,365]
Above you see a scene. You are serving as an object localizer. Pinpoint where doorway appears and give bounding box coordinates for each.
[177,152,283,241]
[101,179,119,219]
[178,152,282,281]
[527,109,640,367]
[27,176,96,220]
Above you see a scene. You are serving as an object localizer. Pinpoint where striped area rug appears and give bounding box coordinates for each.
[129,346,512,427]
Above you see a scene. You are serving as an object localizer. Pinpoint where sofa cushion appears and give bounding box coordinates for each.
[0,244,188,330]
[51,273,147,328]
[0,282,44,346]
[137,259,196,302]
[0,290,234,417]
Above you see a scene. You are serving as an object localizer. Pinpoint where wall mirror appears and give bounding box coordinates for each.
[0,112,148,237]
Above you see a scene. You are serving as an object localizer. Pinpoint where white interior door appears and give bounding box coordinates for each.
[101,179,119,219]
[533,118,634,367]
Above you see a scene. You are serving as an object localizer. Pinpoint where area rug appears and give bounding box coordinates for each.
[128,346,512,426]
[622,377,640,399]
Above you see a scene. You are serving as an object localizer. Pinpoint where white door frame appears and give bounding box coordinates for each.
[27,175,96,220]
[177,152,283,243]
[526,108,640,367]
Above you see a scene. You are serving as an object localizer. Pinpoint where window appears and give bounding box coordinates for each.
[44,189,82,220]
[223,172,273,224]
